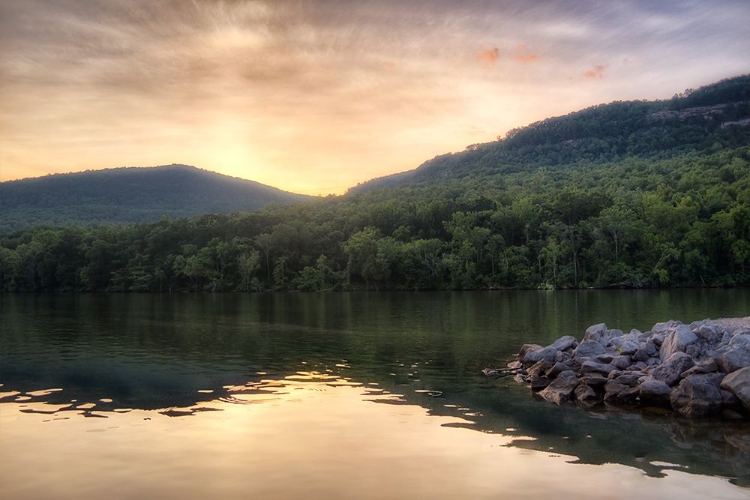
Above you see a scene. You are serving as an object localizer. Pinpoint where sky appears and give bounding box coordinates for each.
[1,1,748,195]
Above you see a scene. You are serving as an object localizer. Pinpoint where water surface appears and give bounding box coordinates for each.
[1,290,749,499]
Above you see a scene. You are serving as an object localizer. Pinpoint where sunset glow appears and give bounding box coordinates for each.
[1,0,748,194]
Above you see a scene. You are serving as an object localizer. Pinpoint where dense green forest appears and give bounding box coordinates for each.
[0,164,312,233]
[1,76,748,292]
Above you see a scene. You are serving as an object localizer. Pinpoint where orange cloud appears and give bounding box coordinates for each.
[511,44,540,63]
[584,64,607,79]
[477,47,500,65]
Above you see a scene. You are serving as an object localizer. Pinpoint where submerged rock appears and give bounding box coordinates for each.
[504,317,750,419]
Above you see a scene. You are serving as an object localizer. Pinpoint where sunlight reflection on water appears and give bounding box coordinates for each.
[1,377,748,500]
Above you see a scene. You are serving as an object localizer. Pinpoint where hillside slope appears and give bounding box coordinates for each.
[352,75,750,192]
[0,164,313,232]
[1,76,748,291]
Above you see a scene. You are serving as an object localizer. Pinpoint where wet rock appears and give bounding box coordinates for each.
[545,362,569,379]
[632,340,659,362]
[670,374,724,417]
[652,320,682,335]
[574,340,607,359]
[554,350,572,364]
[604,380,639,404]
[681,359,718,378]
[574,384,598,406]
[579,374,608,388]
[527,360,552,379]
[583,323,608,343]
[696,323,721,343]
[651,352,695,386]
[530,376,552,391]
[720,366,750,412]
[596,353,615,364]
[580,360,616,376]
[720,389,743,413]
[634,361,650,370]
[539,370,578,405]
[506,361,522,370]
[639,377,672,406]
[614,373,642,387]
[518,344,543,362]
[549,335,578,352]
[612,355,632,370]
[660,324,699,361]
[716,344,750,373]
[612,337,640,356]
[522,346,557,365]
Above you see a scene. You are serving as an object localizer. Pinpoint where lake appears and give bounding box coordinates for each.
[1,290,749,499]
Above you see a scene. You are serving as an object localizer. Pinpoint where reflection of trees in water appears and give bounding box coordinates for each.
[408,378,750,487]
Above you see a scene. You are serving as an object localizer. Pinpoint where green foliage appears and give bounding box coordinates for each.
[1,76,749,292]
[0,164,313,233]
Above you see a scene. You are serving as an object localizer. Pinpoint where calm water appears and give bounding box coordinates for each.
[1,290,749,499]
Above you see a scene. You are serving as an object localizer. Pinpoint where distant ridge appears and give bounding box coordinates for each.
[350,74,750,193]
[0,164,313,232]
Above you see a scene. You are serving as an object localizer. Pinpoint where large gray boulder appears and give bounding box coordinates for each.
[522,346,557,365]
[632,340,658,362]
[639,377,671,406]
[652,320,682,335]
[651,352,695,386]
[517,344,543,362]
[720,366,750,412]
[716,342,750,373]
[573,340,607,359]
[610,332,641,355]
[670,374,724,417]
[603,380,639,404]
[539,370,578,405]
[660,324,699,361]
[574,384,598,407]
[583,323,608,343]
[549,335,578,352]
[580,360,616,376]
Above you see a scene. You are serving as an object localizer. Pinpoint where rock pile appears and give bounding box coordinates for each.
[504,318,750,418]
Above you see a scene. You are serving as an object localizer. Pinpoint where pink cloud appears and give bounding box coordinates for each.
[511,44,540,63]
[584,64,607,79]
[477,47,500,65]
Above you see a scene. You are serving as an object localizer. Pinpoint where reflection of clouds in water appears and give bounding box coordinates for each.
[2,381,748,500]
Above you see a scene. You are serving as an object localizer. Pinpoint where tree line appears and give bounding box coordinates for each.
[1,145,748,292]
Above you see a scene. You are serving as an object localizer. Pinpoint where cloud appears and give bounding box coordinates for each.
[583,64,607,79]
[511,44,540,63]
[477,47,500,65]
[1,0,748,193]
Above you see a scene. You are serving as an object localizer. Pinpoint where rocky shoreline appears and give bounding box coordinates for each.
[495,317,750,418]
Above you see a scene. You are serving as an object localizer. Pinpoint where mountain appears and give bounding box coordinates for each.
[0,164,313,232]
[1,76,748,292]
[351,75,750,192]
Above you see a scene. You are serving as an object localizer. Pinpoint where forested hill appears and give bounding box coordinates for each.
[352,75,750,192]
[0,164,313,232]
[1,76,749,292]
